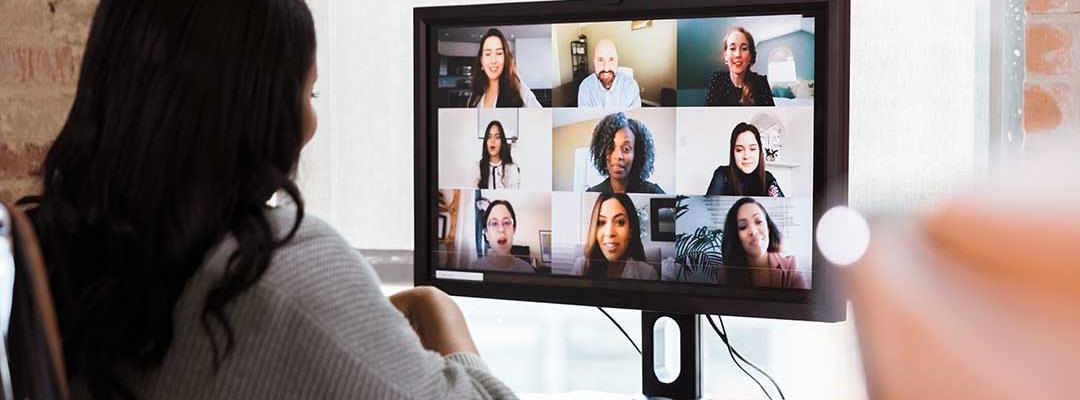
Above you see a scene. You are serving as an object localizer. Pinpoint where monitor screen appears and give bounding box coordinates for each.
[416,1,847,321]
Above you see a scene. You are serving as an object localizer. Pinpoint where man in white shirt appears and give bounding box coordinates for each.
[577,39,642,108]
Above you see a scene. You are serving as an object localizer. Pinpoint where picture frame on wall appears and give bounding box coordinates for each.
[538,230,552,264]
[650,198,676,242]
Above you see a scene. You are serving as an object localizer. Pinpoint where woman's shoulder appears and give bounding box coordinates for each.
[637,180,666,194]
[586,179,610,193]
[763,171,784,197]
[518,81,542,108]
[764,169,779,182]
[512,257,535,272]
[469,256,489,270]
[569,256,586,276]
[625,259,659,279]
[768,252,796,270]
[253,206,376,299]
[750,71,771,85]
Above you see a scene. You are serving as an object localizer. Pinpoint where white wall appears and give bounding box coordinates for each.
[848,0,977,213]
[515,37,555,89]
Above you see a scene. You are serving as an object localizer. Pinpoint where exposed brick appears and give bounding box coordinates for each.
[0,93,74,145]
[1023,84,1068,134]
[1027,0,1080,13]
[0,143,49,178]
[0,45,82,86]
[1028,0,1069,13]
[1027,23,1073,74]
[0,176,41,204]
[0,0,97,46]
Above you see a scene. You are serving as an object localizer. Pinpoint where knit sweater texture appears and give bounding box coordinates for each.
[72,206,517,400]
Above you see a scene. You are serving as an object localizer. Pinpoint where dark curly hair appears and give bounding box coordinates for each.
[589,112,655,185]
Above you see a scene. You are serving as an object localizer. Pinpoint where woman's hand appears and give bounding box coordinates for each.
[389,286,479,356]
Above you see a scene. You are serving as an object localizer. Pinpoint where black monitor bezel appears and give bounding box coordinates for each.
[414,0,849,322]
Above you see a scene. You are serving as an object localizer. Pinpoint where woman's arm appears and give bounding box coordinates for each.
[262,214,516,399]
[389,286,479,356]
[705,167,726,196]
[766,171,785,197]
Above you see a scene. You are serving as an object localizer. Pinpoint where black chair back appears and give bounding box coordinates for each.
[0,201,68,400]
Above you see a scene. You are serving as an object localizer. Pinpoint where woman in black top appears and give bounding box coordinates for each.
[706,122,785,197]
[704,27,775,107]
[586,112,665,194]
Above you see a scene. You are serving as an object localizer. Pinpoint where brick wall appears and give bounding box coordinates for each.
[1025,0,1080,137]
[0,0,97,203]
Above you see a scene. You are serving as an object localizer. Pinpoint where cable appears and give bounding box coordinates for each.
[714,315,786,399]
[707,315,786,399]
[596,307,641,355]
[707,315,773,400]
[716,316,786,399]
[594,309,786,400]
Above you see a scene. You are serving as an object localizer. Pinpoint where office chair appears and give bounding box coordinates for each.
[1,201,68,400]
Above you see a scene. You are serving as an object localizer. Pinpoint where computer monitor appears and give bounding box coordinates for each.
[414,0,849,395]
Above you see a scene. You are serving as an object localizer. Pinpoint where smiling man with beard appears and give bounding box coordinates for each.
[577,39,642,108]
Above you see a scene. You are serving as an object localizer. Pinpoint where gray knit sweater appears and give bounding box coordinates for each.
[73,207,517,399]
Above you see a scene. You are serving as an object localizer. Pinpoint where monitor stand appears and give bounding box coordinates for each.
[641,311,703,400]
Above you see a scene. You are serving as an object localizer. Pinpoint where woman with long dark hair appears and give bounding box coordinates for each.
[706,122,785,197]
[468,28,542,108]
[570,193,658,280]
[19,0,513,398]
[704,26,775,107]
[473,120,521,189]
[721,198,806,288]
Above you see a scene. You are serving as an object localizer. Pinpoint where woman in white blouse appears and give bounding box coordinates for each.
[473,120,521,189]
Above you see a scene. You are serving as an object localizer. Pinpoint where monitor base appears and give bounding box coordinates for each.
[641,311,702,400]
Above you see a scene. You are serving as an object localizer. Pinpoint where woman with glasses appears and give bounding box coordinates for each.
[470,200,534,272]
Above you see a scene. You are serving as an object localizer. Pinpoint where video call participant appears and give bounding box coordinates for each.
[571,193,659,280]
[722,197,807,289]
[577,39,642,108]
[468,28,542,108]
[705,27,775,107]
[587,112,665,194]
[470,200,534,273]
[706,122,785,197]
[472,120,521,189]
